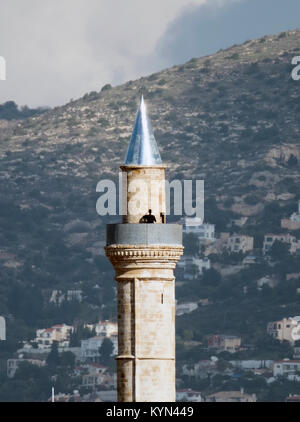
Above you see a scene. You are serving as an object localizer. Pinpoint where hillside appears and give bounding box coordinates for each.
[0,29,300,334]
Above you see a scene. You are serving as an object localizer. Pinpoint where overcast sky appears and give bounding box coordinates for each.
[0,0,299,108]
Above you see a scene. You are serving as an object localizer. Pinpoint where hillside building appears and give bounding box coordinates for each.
[176,302,198,316]
[205,390,256,402]
[81,363,116,389]
[177,256,210,280]
[7,358,45,378]
[207,334,241,353]
[0,316,5,341]
[80,335,117,362]
[281,200,300,230]
[35,324,74,349]
[182,360,218,379]
[273,360,300,377]
[85,320,117,337]
[263,233,300,254]
[226,234,254,254]
[267,316,300,345]
[182,217,215,244]
[176,389,202,402]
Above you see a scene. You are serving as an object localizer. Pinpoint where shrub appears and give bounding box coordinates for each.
[157,79,167,86]
[278,31,287,39]
[98,117,109,127]
[244,194,260,205]
[101,84,112,92]
[228,53,239,60]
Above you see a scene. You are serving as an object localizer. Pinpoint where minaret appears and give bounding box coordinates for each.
[105,97,183,402]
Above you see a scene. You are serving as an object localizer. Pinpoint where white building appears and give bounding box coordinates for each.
[291,200,300,223]
[177,256,210,280]
[205,390,256,402]
[281,201,300,230]
[182,217,215,243]
[267,316,300,345]
[0,316,5,340]
[81,363,116,389]
[80,335,117,362]
[230,360,274,370]
[182,360,218,379]
[273,360,300,377]
[243,254,258,265]
[16,345,81,361]
[257,276,278,289]
[85,321,117,337]
[263,234,300,255]
[227,235,254,254]
[229,217,248,228]
[81,336,104,362]
[7,358,45,378]
[176,302,198,316]
[96,390,117,402]
[35,324,74,349]
[176,389,202,402]
[95,321,117,337]
[294,347,300,359]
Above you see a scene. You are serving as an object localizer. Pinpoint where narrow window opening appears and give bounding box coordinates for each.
[161,294,164,304]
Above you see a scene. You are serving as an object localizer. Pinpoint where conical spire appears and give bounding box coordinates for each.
[124,96,162,165]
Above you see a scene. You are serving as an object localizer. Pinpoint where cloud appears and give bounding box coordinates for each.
[0,0,298,107]
[154,0,300,68]
[0,0,206,107]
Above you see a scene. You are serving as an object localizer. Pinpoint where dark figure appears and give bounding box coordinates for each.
[140,209,156,224]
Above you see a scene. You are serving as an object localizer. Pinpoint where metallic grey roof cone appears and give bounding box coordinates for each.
[124,96,162,165]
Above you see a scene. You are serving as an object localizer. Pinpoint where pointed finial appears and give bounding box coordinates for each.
[124,96,162,166]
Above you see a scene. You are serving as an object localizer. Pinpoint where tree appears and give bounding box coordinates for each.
[99,338,113,364]
[183,233,199,256]
[287,154,298,167]
[7,283,44,325]
[94,255,113,272]
[69,325,95,347]
[202,268,222,286]
[101,84,112,92]
[216,358,231,372]
[270,240,290,261]
[60,351,75,368]
[182,329,194,342]
[7,362,52,402]
[46,341,60,367]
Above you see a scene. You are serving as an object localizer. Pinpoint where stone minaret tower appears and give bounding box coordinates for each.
[105,96,183,402]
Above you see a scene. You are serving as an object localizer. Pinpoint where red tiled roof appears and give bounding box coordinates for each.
[89,336,106,340]
[177,389,201,394]
[88,363,107,369]
[286,396,300,402]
